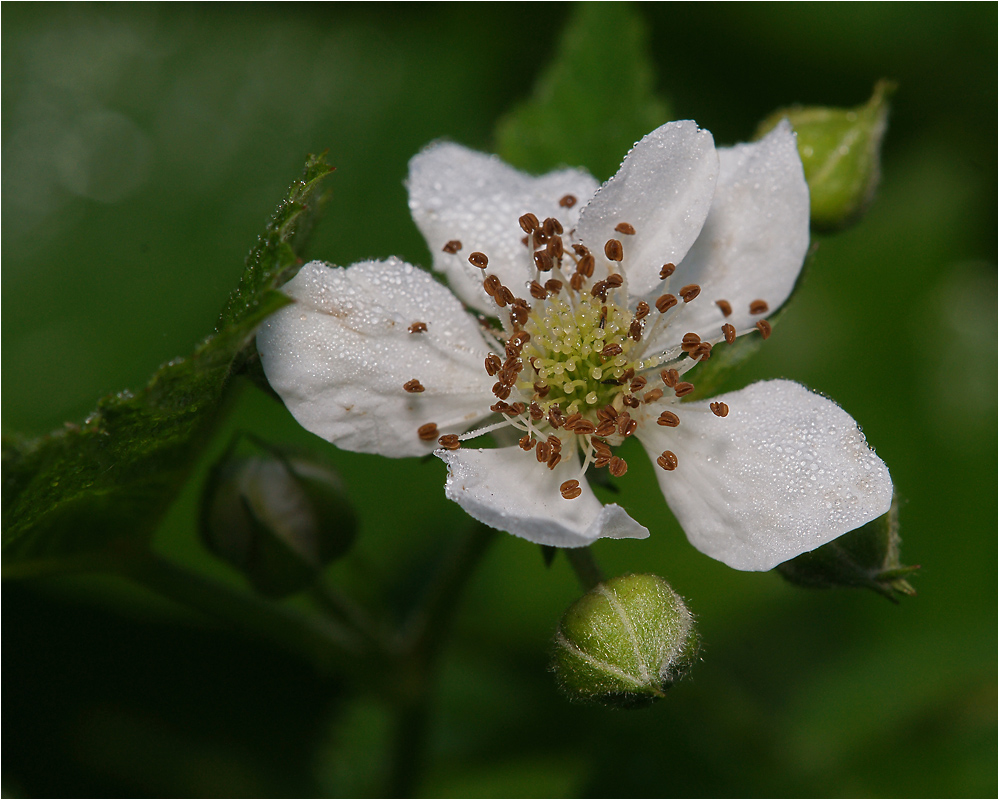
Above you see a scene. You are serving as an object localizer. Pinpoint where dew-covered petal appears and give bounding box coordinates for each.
[408,142,599,315]
[438,445,649,548]
[575,121,718,298]
[658,120,810,343]
[638,380,892,571]
[257,259,496,457]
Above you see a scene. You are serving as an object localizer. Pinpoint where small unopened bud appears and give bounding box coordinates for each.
[200,440,358,598]
[756,80,895,231]
[552,574,698,708]
[776,495,917,602]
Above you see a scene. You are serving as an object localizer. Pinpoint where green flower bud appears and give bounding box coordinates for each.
[776,495,917,601]
[757,80,895,231]
[552,573,698,709]
[199,439,357,598]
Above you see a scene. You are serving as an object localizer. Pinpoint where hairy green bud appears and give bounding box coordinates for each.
[552,573,698,708]
[757,80,895,231]
[776,495,917,601]
[200,438,357,598]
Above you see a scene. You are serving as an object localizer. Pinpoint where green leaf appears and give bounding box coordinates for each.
[2,155,335,573]
[495,3,669,179]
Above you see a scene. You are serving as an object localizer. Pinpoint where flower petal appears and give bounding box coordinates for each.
[661,120,810,342]
[438,445,649,548]
[257,259,496,457]
[408,142,599,315]
[638,380,892,571]
[575,121,718,298]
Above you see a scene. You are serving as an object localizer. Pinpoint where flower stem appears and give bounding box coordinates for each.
[566,546,604,591]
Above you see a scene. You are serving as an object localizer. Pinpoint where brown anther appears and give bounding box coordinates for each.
[679,284,701,303]
[442,240,462,254]
[560,479,582,500]
[605,273,624,289]
[438,434,461,450]
[534,382,551,399]
[577,254,595,277]
[592,440,612,457]
[756,319,772,339]
[681,332,701,346]
[600,343,623,359]
[570,273,585,291]
[572,243,590,257]
[519,213,539,233]
[690,342,713,361]
[656,450,678,471]
[509,402,527,415]
[533,229,547,247]
[563,412,583,430]
[546,237,564,259]
[484,354,502,376]
[510,303,529,326]
[621,368,636,382]
[643,387,664,403]
[529,280,548,300]
[536,441,551,463]
[596,404,618,420]
[547,451,562,470]
[674,381,695,397]
[599,306,608,328]
[529,402,544,420]
[595,419,617,437]
[629,319,643,341]
[403,379,425,393]
[559,194,577,208]
[604,239,624,262]
[534,251,554,272]
[499,286,516,305]
[417,422,439,441]
[608,456,628,477]
[660,263,676,280]
[710,401,730,418]
[490,401,511,414]
[408,321,428,334]
[655,294,678,313]
[547,434,562,452]
[621,418,638,437]
[511,330,531,347]
[543,217,563,236]
[715,299,733,317]
[544,279,563,294]
[614,222,636,235]
[519,434,535,451]
[722,323,737,344]
[623,395,640,409]
[492,382,512,400]
[591,281,609,300]
[629,376,648,392]
[573,420,596,435]
[749,299,769,315]
[468,251,489,269]
[547,407,564,429]
[483,275,501,296]
[521,235,529,247]
[661,368,679,388]
[615,411,631,435]
[634,300,650,320]
[657,410,680,427]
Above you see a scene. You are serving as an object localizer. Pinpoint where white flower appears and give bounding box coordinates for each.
[257,121,893,571]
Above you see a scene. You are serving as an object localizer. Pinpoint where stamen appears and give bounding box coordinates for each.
[558,194,577,208]
[519,434,535,451]
[438,434,461,450]
[608,456,628,477]
[595,419,617,437]
[571,244,589,257]
[600,343,623,359]
[546,238,564,259]
[710,402,730,417]
[591,281,609,300]
[519,213,539,233]
[656,450,678,471]
[756,319,773,339]
[577,254,595,277]
[536,441,551,463]
[629,320,643,341]
[547,451,562,470]
[623,395,640,409]
[569,273,585,291]
[529,402,544,420]
[643,387,664,403]
[680,332,701,352]
[689,342,712,361]
[544,279,563,294]
[442,240,462,254]
[661,368,679,388]
[604,239,624,262]
[655,294,678,313]
[657,410,680,427]
[674,381,695,397]
[614,222,636,235]
[468,252,488,269]
[629,376,648,392]
[715,299,733,317]
[634,301,650,320]
[616,411,632,435]
[403,379,425,393]
[560,480,582,500]
[529,280,547,300]
[484,354,501,376]
[749,299,769,315]
[483,275,501,296]
[722,323,737,344]
[543,217,563,236]
[534,251,554,272]
[679,284,701,303]
[417,422,439,441]
[660,263,676,280]
[408,321,428,334]
[492,382,512,400]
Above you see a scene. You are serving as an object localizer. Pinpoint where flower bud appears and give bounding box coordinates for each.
[200,440,357,598]
[776,495,917,601]
[552,573,698,708]
[756,80,895,231]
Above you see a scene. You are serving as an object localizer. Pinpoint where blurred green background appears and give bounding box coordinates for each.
[3,3,996,797]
